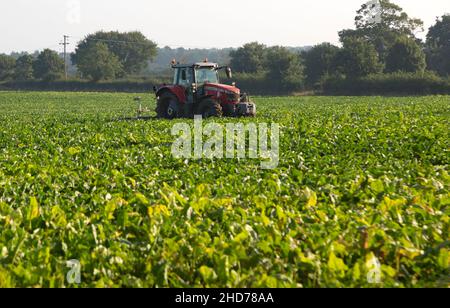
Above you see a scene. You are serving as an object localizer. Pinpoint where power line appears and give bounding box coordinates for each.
[70,35,220,49]
[60,35,70,80]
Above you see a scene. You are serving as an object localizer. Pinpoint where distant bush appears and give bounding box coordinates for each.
[2,72,449,96]
[223,72,303,95]
[0,73,294,95]
[1,74,284,95]
[222,73,271,95]
[0,77,170,93]
[322,72,450,95]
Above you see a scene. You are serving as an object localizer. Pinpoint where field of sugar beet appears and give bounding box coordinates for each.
[0,92,448,287]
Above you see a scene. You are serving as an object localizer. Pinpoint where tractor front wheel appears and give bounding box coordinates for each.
[196,98,223,118]
[222,103,236,117]
[156,92,181,119]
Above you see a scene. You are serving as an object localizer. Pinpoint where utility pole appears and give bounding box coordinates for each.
[60,35,70,80]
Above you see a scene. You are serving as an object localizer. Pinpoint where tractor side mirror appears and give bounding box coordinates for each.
[226,67,232,79]
[181,70,187,81]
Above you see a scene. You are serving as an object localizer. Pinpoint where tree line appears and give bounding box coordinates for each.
[229,1,450,92]
[0,49,66,82]
[0,31,158,82]
[0,0,449,94]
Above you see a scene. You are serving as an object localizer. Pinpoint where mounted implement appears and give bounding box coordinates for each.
[153,60,256,119]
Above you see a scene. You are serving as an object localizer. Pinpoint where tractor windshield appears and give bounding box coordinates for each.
[195,67,219,85]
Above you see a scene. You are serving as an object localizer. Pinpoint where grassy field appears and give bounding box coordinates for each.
[0,92,448,288]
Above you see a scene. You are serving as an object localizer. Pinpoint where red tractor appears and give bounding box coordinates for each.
[153,61,256,119]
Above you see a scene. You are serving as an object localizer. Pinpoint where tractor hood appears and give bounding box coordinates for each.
[204,83,240,95]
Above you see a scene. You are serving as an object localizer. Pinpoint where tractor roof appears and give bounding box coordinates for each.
[172,62,218,69]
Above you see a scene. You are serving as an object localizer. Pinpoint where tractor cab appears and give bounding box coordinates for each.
[172,62,222,105]
[173,62,220,87]
[154,60,256,119]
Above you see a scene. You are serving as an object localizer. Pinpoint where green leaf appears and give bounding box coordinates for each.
[437,248,449,270]
[67,147,81,156]
[28,197,40,221]
[199,266,217,284]
[328,252,348,277]
[370,179,384,194]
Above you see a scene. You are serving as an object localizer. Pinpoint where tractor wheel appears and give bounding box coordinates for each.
[222,103,236,117]
[156,92,181,119]
[196,98,223,118]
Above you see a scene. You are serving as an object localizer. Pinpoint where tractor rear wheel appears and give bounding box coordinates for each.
[196,98,223,118]
[156,92,181,119]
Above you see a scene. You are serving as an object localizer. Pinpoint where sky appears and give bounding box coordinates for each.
[0,0,449,53]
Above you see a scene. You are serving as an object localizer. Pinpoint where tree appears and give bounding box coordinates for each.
[229,42,267,73]
[0,54,16,81]
[303,43,340,86]
[72,31,157,76]
[75,42,123,81]
[15,54,34,80]
[339,0,424,59]
[385,36,426,73]
[426,15,450,76]
[33,49,64,81]
[334,37,383,78]
[354,0,423,34]
[266,46,305,91]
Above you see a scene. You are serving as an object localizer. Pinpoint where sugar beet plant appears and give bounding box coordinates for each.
[0,92,448,287]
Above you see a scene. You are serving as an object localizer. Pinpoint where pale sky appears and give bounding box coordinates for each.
[0,0,448,53]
